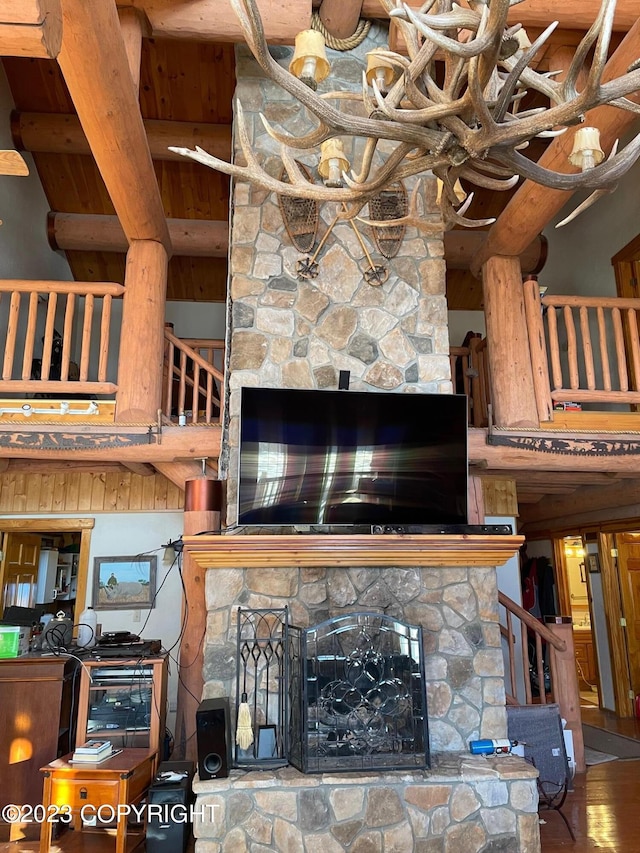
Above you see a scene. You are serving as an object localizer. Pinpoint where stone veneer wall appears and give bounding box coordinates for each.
[193,756,540,853]
[204,566,507,751]
[222,28,451,524]
[198,565,541,852]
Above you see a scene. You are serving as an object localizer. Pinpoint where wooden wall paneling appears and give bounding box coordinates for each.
[482,478,518,517]
[85,474,107,512]
[32,153,116,215]
[154,473,169,509]
[66,471,80,510]
[0,472,184,513]
[139,40,235,124]
[2,56,73,112]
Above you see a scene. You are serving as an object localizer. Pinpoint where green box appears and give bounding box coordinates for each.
[0,625,21,658]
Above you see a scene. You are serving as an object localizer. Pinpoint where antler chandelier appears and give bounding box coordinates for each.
[171,0,640,232]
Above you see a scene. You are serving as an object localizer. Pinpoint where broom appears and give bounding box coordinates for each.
[236,692,254,750]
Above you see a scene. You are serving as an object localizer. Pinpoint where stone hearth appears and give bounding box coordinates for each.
[193,755,539,852]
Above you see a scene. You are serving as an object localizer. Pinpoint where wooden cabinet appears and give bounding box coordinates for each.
[40,748,155,853]
[75,656,167,764]
[0,655,79,812]
[574,632,596,687]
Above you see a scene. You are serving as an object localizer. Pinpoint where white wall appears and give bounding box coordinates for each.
[447,310,486,347]
[0,67,72,283]
[165,301,226,339]
[0,66,74,361]
[542,133,640,297]
[7,511,184,737]
[489,516,527,702]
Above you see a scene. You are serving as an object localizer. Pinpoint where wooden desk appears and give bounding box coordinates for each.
[40,748,156,853]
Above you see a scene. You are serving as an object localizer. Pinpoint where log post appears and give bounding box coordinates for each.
[482,255,539,428]
[174,478,223,762]
[546,616,585,773]
[319,0,364,40]
[115,239,168,423]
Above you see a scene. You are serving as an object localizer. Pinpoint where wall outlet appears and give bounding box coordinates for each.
[132,610,141,623]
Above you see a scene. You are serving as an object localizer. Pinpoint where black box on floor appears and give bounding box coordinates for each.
[146,760,195,853]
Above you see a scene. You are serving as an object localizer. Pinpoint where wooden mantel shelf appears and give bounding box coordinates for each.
[182,534,524,569]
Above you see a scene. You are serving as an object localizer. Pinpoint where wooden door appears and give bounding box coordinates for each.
[0,533,41,611]
[612,239,640,399]
[615,532,640,699]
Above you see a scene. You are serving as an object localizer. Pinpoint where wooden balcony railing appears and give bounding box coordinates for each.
[162,329,224,425]
[0,280,123,396]
[524,279,640,420]
[499,591,584,771]
[450,336,491,427]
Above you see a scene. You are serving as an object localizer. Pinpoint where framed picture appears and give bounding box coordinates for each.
[587,553,601,574]
[92,555,157,610]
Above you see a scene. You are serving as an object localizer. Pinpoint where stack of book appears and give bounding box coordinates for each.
[71,739,115,763]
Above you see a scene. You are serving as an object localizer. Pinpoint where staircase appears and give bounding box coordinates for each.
[499,590,585,772]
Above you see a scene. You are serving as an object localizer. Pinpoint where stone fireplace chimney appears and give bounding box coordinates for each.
[192,34,542,853]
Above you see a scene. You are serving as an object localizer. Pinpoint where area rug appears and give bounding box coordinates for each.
[584,747,618,766]
[583,724,640,760]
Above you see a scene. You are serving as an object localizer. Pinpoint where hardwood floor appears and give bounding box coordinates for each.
[540,759,640,851]
[581,706,640,740]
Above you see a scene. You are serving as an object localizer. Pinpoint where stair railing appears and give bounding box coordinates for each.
[162,329,224,425]
[499,590,585,771]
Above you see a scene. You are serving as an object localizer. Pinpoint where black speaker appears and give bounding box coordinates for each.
[146,761,194,853]
[338,370,350,390]
[196,698,231,780]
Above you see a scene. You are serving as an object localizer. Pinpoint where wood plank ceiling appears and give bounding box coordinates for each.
[3,38,234,302]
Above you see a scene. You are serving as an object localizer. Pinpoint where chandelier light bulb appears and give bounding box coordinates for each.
[289,29,330,91]
[568,127,605,172]
[365,50,395,94]
[318,139,350,188]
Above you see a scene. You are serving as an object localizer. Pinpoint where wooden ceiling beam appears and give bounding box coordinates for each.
[359,0,639,31]
[11,112,232,163]
[47,212,545,270]
[0,424,221,462]
[125,0,311,44]
[445,231,546,273]
[153,461,208,492]
[0,0,62,58]
[472,17,640,271]
[48,212,228,257]
[519,478,640,529]
[57,0,170,252]
[469,428,640,475]
[118,6,150,99]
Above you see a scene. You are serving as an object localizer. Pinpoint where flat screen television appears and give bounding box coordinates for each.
[237,387,468,527]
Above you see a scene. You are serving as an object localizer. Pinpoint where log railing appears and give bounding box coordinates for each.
[524,279,640,420]
[162,329,224,425]
[499,590,584,771]
[450,337,491,427]
[0,280,123,395]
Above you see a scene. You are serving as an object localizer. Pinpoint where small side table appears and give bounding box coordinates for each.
[40,748,156,853]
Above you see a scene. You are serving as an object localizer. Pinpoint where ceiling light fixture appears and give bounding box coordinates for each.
[170,0,640,232]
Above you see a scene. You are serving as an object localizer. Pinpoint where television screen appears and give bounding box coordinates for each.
[237,388,468,527]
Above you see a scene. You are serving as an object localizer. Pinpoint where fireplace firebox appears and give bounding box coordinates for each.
[235,608,429,774]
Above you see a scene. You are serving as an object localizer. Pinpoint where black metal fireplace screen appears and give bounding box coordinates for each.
[235,608,429,774]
